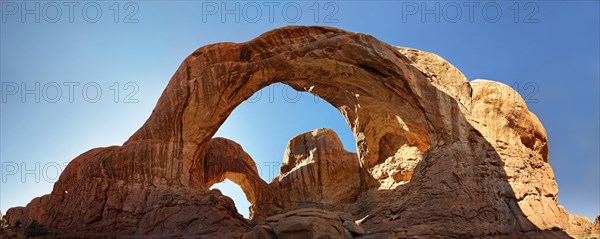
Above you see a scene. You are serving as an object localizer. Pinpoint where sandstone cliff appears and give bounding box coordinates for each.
[5,26,598,239]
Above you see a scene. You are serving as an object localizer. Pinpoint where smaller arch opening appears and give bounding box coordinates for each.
[210,179,252,218]
[209,83,360,218]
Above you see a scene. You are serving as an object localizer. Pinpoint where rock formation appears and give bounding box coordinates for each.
[5,26,598,238]
[202,137,277,212]
[242,208,367,239]
[266,128,363,215]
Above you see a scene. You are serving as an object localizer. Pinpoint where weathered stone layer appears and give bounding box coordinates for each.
[6,26,597,238]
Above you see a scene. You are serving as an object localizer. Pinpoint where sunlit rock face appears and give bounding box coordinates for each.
[267,129,364,215]
[5,26,598,239]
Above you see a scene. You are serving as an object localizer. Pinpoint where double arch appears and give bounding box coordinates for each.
[127,26,441,192]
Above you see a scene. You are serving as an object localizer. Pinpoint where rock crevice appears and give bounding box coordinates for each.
[5,26,597,239]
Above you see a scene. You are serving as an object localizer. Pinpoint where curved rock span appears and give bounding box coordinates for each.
[5,26,598,238]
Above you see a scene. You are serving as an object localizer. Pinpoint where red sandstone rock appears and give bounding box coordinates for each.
[266,208,345,239]
[5,26,596,238]
[267,128,364,214]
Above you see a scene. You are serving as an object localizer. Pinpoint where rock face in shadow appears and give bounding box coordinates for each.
[5,26,598,238]
[5,147,251,239]
[267,208,345,239]
[202,137,277,210]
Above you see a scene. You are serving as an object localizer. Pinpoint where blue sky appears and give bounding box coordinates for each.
[0,1,598,220]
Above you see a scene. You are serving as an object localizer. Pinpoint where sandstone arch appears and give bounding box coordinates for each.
[128,26,439,189]
[202,137,273,206]
[6,26,597,238]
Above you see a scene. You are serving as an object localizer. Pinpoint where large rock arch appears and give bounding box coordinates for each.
[128,26,437,188]
[6,26,597,238]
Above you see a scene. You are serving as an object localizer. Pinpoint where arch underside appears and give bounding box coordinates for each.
[137,26,557,234]
[129,27,438,188]
[6,26,590,238]
[130,26,572,236]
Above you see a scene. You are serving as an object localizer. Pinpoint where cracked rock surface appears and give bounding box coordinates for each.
[5,26,598,239]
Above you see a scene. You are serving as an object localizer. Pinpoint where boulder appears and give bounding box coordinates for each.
[267,208,345,239]
[242,225,277,239]
[343,220,366,235]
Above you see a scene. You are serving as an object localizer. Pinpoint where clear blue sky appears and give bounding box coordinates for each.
[1,1,598,220]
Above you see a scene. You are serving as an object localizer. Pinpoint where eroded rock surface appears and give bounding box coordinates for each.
[5,26,598,238]
[7,159,250,238]
[266,208,346,239]
[202,137,279,215]
[266,128,364,214]
[242,208,366,239]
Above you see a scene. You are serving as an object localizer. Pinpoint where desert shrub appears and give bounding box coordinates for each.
[24,220,48,237]
[0,216,8,229]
